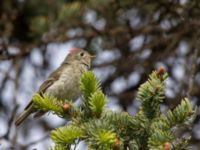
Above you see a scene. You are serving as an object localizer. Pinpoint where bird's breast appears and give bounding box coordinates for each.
[45,66,86,101]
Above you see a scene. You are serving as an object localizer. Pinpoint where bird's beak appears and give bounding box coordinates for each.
[89,55,96,59]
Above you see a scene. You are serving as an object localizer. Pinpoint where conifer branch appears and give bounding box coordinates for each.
[32,94,79,118]
[166,98,196,127]
[83,120,117,149]
[137,71,168,119]
[148,98,196,149]
[31,70,196,150]
[89,90,107,117]
[51,125,84,146]
[80,71,101,100]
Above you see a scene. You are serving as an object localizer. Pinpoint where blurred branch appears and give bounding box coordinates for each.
[187,49,198,98]
[0,49,30,60]
[3,104,19,140]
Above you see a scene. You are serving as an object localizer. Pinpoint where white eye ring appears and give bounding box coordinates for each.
[80,52,84,56]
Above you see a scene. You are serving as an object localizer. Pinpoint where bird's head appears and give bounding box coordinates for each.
[63,48,95,69]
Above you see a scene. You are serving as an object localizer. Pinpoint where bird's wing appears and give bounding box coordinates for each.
[24,66,64,110]
[38,66,64,93]
[15,64,69,126]
[24,78,56,110]
[38,77,56,93]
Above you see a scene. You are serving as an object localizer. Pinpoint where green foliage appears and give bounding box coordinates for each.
[32,94,64,116]
[50,145,66,150]
[32,94,79,118]
[89,90,107,117]
[166,98,196,126]
[148,98,195,149]
[137,71,168,119]
[84,120,117,149]
[148,129,174,149]
[80,71,101,100]
[32,70,196,149]
[51,125,84,146]
[92,129,116,149]
[1,0,200,148]
[129,140,139,150]
[101,111,145,141]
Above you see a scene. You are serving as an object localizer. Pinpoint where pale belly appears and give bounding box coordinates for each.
[45,67,84,101]
[45,80,81,101]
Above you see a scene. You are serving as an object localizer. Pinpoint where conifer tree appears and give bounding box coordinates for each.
[32,68,196,150]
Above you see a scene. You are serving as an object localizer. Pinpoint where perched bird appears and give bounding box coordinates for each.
[15,48,95,126]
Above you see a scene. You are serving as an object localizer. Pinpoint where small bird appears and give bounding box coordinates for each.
[15,48,95,126]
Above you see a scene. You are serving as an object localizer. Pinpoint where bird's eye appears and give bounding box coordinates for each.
[80,52,84,57]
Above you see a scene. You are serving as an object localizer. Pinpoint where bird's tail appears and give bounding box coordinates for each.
[15,103,34,126]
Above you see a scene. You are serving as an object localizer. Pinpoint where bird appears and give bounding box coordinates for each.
[15,48,95,126]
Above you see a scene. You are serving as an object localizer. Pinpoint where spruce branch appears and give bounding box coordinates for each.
[80,71,105,119]
[89,90,107,117]
[166,98,196,127]
[32,70,196,150]
[137,71,168,119]
[129,139,139,150]
[80,71,101,100]
[51,125,84,146]
[101,111,146,139]
[32,94,79,118]
[84,120,117,149]
[32,94,64,116]
[148,98,196,149]
[50,145,66,150]
[148,129,174,149]
[91,129,117,149]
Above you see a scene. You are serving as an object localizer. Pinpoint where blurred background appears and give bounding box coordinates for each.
[0,0,200,149]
